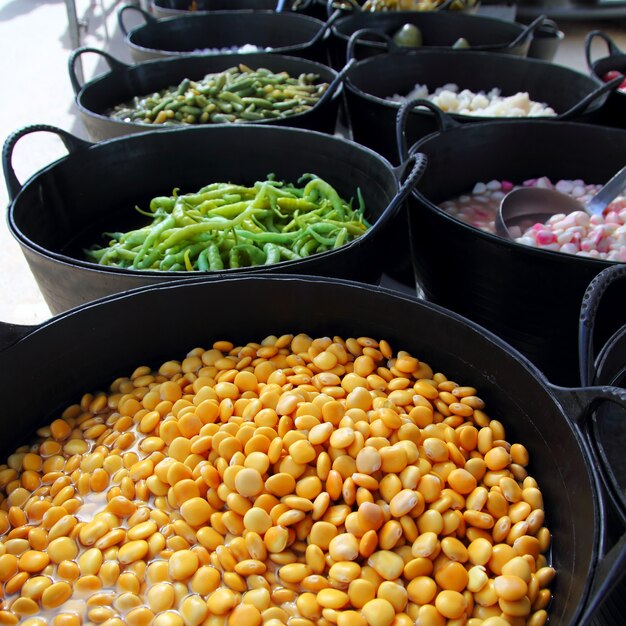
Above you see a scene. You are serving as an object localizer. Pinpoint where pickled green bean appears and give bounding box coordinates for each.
[108,64,330,126]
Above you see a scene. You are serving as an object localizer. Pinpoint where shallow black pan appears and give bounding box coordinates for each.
[344,34,618,163]
[68,48,349,141]
[150,0,283,19]
[585,30,626,130]
[118,4,338,63]
[327,10,544,69]
[3,124,423,314]
[398,102,626,387]
[0,274,624,624]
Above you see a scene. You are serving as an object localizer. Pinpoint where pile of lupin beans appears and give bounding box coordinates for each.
[387,85,556,118]
[108,65,329,126]
[85,175,369,271]
[440,177,626,261]
[0,333,554,626]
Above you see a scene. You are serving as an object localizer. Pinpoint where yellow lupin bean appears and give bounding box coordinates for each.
[41,581,73,610]
[361,598,395,626]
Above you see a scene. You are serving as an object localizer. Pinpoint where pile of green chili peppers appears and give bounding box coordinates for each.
[108,65,329,126]
[85,175,370,272]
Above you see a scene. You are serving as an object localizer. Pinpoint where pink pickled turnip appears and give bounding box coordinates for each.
[439,176,626,261]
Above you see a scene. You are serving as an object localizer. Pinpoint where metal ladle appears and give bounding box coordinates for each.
[496,165,626,240]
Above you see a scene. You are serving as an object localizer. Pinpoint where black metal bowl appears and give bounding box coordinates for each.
[150,0,282,19]
[327,10,543,69]
[344,43,616,163]
[0,274,624,625]
[118,4,335,63]
[3,124,423,314]
[69,48,348,141]
[402,110,626,387]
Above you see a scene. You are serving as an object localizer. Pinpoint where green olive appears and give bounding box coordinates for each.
[392,24,423,48]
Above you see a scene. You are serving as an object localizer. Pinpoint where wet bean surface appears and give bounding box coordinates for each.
[0,334,554,626]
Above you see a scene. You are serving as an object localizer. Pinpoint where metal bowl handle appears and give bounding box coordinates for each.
[553,385,626,626]
[585,30,624,70]
[577,531,626,626]
[549,384,626,429]
[505,14,547,50]
[368,152,428,234]
[290,0,310,11]
[579,264,626,386]
[555,264,626,623]
[316,58,355,107]
[395,99,460,163]
[355,152,427,242]
[346,28,395,64]
[68,47,131,95]
[118,3,155,37]
[560,74,623,120]
[326,0,360,18]
[305,7,342,49]
[2,125,92,201]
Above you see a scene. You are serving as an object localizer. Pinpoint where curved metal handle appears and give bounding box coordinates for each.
[326,0,359,18]
[306,8,342,48]
[346,27,394,64]
[579,264,626,386]
[505,14,547,50]
[0,322,38,354]
[549,384,626,429]
[290,0,311,11]
[68,47,131,95]
[369,152,428,233]
[560,74,623,120]
[578,531,626,626]
[316,58,355,107]
[585,30,624,70]
[2,125,92,201]
[118,3,155,37]
[549,382,626,624]
[395,98,460,163]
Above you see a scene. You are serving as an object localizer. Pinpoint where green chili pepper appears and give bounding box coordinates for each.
[86,175,369,273]
[300,237,319,257]
[208,243,224,271]
[263,243,281,265]
[234,229,300,245]
[197,247,211,272]
[305,227,337,248]
[131,215,176,268]
[234,244,266,266]
[229,247,240,269]
[275,245,301,262]
[334,227,349,249]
